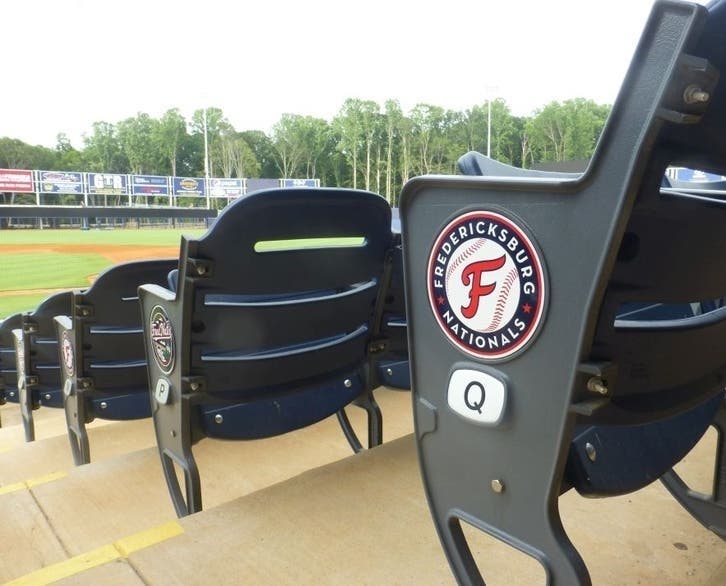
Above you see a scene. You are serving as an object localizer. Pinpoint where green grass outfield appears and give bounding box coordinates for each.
[0,228,205,246]
[0,228,205,319]
[0,229,359,319]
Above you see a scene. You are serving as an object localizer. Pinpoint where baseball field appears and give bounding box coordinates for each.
[0,228,205,319]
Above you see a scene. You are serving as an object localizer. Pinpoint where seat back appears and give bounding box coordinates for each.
[457,158,725,497]
[56,258,178,465]
[457,151,581,179]
[0,313,22,409]
[180,188,392,405]
[376,239,410,389]
[13,291,73,441]
[400,1,726,582]
[139,187,394,515]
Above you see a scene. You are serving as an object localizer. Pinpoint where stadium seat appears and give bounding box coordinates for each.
[0,312,23,424]
[138,187,396,516]
[374,238,410,390]
[54,258,178,465]
[12,291,73,441]
[456,158,725,498]
[400,0,726,582]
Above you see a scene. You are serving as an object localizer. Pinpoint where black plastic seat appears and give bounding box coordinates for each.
[12,291,73,441]
[400,1,726,583]
[375,238,410,390]
[0,313,23,424]
[54,258,178,465]
[138,187,395,516]
[455,159,726,500]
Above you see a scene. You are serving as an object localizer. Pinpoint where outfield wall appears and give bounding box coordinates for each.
[0,171,321,229]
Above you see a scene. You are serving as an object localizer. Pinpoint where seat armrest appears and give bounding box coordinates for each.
[139,283,176,304]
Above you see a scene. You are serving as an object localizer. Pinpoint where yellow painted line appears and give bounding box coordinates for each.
[0,471,67,496]
[6,545,119,586]
[25,471,68,488]
[6,521,184,585]
[0,481,26,496]
[114,520,184,556]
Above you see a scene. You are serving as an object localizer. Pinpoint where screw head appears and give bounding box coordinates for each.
[684,84,711,104]
[586,377,608,395]
[585,442,597,462]
[170,430,176,438]
[344,379,352,388]
[100,401,108,410]
[491,479,505,493]
[196,265,207,276]
[386,368,393,376]
[214,414,223,424]
[44,394,51,401]
[190,382,199,391]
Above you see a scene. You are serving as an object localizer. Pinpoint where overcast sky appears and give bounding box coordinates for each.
[1,0,706,149]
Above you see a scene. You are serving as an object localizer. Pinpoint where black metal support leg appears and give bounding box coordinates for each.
[661,396,726,537]
[336,391,382,453]
[65,386,91,465]
[152,388,202,517]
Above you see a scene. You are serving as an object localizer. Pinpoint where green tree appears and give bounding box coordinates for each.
[528,99,609,163]
[153,108,188,176]
[382,100,404,203]
[82,122,127,172]
[332,98,366,189]
[117,113,159,174]
[409,103,446,175]
[215,134,260,178]
[240,130,277,177]
[54,133,84,170]
[271,114,307,178]
[190,107,234,176]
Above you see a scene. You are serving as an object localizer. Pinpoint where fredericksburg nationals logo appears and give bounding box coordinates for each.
[61,330,75,377]
[428,210,547,360]
[149,305,175,374]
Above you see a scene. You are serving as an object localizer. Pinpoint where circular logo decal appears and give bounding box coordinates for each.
[427,210,547,360]
[61,331,74,377]
[149,305,175,374]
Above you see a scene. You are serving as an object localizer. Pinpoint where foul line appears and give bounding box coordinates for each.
[0,471,67,497]
[5,521,184,585]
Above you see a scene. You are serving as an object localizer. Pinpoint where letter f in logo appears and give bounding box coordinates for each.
[460,255,506,318]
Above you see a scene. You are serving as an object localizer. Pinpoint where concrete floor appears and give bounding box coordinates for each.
[1,389,725,585]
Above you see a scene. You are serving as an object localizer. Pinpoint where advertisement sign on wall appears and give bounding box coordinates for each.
[38,171,84,194]
[87,173,128,195]
[209,178,243,197]
[173,177,206,196]
[282,178,318,188]
[0,169,34,192]
[132,175,170,196]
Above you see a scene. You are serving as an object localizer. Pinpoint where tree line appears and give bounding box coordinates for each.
[0,97,610,206]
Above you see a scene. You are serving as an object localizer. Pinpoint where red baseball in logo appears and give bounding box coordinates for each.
[427,210,547,360]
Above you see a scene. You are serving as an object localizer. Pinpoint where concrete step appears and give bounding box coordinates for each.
[0,403,117,452]
[0,388,413,583]
[13,429,726,585]
[5,387,725,584]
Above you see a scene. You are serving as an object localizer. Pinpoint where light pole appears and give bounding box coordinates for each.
[484,85,498,159]
[203,108,210,209]
[487,98,492,158]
